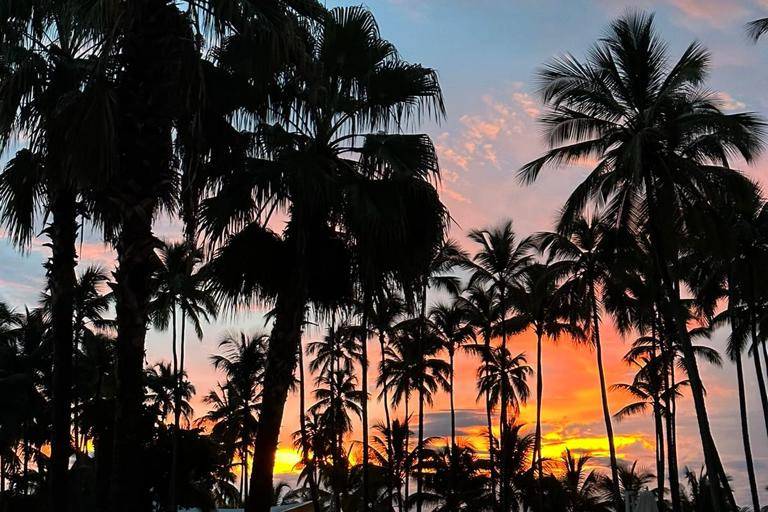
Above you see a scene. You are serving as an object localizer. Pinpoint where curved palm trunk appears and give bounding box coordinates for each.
[734,352,761,512]
[643,175,735,510]
[748,306,768,438]
[247,265,307,512]
[589,285,621,508]
[498,289,508,512]
[48,187,78,511]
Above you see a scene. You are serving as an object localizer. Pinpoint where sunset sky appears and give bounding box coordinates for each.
[2,0,768,504]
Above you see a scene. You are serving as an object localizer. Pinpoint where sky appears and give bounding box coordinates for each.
[2,0,768,504]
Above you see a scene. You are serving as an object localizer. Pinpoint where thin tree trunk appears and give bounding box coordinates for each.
[417,386,424,512]
[482,332,497,511]
[170,306,179,512]
[748,307,768,438]
[533,329,544,512]
[297,344,320,512]
[360,296,371,511]
[735,353,761,512]
[449,349,456,451]
[498,288,508,512]
[49,188,78,512]
[643,172,734,510]
[378,331,395,511]
[653,401,665,512]
[590,284,621,508]
[663,346,681,512]
[404,394,410,512]
[247,263,307,512]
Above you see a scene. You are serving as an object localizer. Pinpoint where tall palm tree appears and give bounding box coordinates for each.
[521,13,764,509]
[200,8,447,509]
[507,263,580,486]
[429,302,474,450]
[534,214,630,504]
[0,2,105,504]
[455,284,501,504]
[150,240,217,510]
[380,319,450,511]
[461,220,532,511]
[410,443,492,512]
[556,449,611,512]
[207,332,269,503]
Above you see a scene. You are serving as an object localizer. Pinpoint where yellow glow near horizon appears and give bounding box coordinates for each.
[273,447,302,475]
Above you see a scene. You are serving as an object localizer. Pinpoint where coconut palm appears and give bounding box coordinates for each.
[380,319,450,510]
[145,362,195,427]
[556,449,611,512]
[506,262,581,488]
[201,9,447,508]
[454,284,501,503]
[0,2,107,503]
[535,214,632,504]
[430,302,474,450]
[474,348,532,425]
[521,12,764,508]
[150,240,218,510]
[461,220,533,511]
[410,443,492,512]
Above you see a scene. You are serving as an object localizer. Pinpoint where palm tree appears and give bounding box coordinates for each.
[150,240,217,511]
[145,362,195,427]
[0,3,104,503]
[410,443,492,512]
[207,332,269,503]
[493,421,536,511]
[507,262,580,486]
[535,214,633,505]
[200,9,447,509]
[521,13,764,508]
[461,220,532,511]
[454,284,501,504]
[429,302,474,450]
[380,319,450,510]
[556,449,611,512]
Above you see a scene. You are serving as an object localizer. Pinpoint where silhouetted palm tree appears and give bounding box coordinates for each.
[201,8,447,507]
[535,214,629,504]
[430,302,474,450]
[522,12,764,509]
[461,220,532,511]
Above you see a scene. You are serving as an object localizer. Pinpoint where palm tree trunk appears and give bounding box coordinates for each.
[170,306,179,511]
[360,296,371,511]
[449,349,456,451]
[247,264,307,512]
[590,284,620,508]
[498,288,508,512]
[482,332,497,511]
[404,393,410,512]
[417,385,424,512]
[112,213,156,512]
[297,343,320,512]
[48,187,78,511]
[378,331,395,510]
[735,352,761,512]
[534,328,544,512]
[653,401,665,512]
[643,174,734,510]
[664,351,681,512]
[748,306,768,438]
